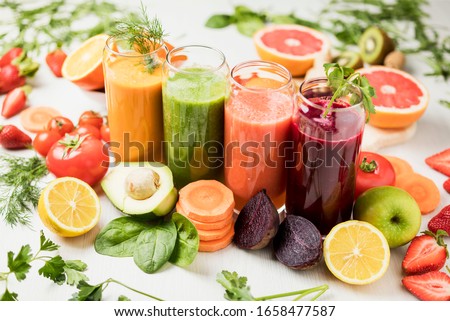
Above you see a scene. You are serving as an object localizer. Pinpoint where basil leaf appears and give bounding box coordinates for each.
[94,217,149,257]
[205,14,233,28]
[236,17,265,37]
[133,220,177,274]
[169,213,199,267]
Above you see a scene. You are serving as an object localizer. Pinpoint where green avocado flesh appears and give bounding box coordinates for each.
[101,162,177,216]
[358,27,395,65]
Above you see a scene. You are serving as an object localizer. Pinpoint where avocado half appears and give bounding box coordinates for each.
[101,162,177,216]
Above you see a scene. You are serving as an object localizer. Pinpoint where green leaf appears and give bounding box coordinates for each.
[133,220,177,274]
[236,17,265,37]
[216,270,255,301]
[94,217,150,257]
[38,255,66,285]
[270,14,298,24]
[205,14,233,28]
[439,99,450,108]
[64,260,89,286]
[70,280,103,301]
[169,213,199,267]
[7,245,33,281]
[1,289,18,301]
[118,295,131,301]
[39,231,60,252]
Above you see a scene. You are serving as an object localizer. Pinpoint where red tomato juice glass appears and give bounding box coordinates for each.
[285,77,365,235]
[224,61,295,211]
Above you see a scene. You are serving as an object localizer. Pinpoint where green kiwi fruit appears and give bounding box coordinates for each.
[332,51,364,69]
[358,27,395,65]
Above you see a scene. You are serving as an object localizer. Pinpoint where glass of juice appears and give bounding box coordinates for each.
[224,60,295,211]
[285,77,365,235]
[103,37,167,163]
[162,45,229,189]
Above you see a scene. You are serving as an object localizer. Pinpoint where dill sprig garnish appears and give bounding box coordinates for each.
[111,2,166,73]
[0,155,48,227]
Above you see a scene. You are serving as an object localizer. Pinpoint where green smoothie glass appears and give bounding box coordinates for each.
[162,45,229,188]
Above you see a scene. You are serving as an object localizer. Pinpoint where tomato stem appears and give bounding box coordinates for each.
[359,157,378,173]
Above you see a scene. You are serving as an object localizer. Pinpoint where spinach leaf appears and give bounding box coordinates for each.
[169,213,199,267]
[236,17,265,37]
[205,14,233,28]
[94,217,150,257]
[133,220,177,273]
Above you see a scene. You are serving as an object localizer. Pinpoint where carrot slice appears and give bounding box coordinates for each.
[396,173,441,214]
[178,180,235,223]
[20,106,61,133]
[197,224,233,242]
[199,227,235,252]
[384,155,414,179]
[176,202,233,230]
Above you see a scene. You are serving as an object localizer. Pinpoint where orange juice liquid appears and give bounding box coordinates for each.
[104,56,164,162]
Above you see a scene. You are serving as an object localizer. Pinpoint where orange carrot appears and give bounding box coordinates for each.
[178,180,235,223]
[20,106,61,133]
[176,202,233,230]
[199,227,235,252]
[384,155,414,180]
[197,224,233,242]
[396,173,441,214]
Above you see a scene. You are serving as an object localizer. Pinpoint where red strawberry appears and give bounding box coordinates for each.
[45,49,67,77]
[426,148,450,177]
[428,205,450,235]
[402,230,448,275]
[444,178,450,194]
[1,86,31,118]
[0,53,39,94]
[402,271,450,301]
[0,125,32,149]
[0,47,23,68]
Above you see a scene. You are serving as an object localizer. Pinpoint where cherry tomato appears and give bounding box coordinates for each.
[355,151,396,199]
[33,130,62,157]
[71,124,101,140]
[47,116,74,136]
[46,134,109,186]
[100,124,110,143]
[78,110,103,129]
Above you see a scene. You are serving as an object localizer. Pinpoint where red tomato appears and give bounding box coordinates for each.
[71,124,101,140]
[78,110,103,129]
[33,130,62,157]
[355,151,396,199]
[100,124,110,143]
[46,134,109,186]
[47,116,74,136]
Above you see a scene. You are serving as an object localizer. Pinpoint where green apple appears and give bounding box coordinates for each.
[353,186,421,248]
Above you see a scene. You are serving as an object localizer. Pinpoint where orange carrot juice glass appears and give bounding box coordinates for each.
[224,61,295,211]
[103,37,167,163]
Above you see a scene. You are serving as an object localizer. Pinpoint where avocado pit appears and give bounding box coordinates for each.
[125,168,160,200]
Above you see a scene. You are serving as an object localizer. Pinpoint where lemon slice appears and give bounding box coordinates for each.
[38,177,101,237]
[323,220,390,285]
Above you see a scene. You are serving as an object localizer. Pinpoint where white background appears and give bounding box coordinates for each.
[0,0,450,302]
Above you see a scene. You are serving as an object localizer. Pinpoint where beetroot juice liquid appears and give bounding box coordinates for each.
[285,78,365,235]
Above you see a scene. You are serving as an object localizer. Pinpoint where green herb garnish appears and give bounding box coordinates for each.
[217,270,328,301]
[0,155,47,227]
[323,63,376,119]
[111,1,166,73]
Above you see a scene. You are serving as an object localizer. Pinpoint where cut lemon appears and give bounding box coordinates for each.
[323,220,390,285]
[38,177,101,237]
[62,34,109,91]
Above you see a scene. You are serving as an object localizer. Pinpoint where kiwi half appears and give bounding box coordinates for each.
[332,51,364,69]
[358,27,395,65]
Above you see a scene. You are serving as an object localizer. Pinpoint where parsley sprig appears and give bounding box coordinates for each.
[323,63,376,119]
[217,270,328,301]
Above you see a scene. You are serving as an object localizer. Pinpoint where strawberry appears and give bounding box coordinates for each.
[45,49,67,77]
[1,86,31,118]
[428,205,450,235]
[0,52,39,94]
[402,271,450,301]
[444,178,450,194]
[0,47,23,68]
[402,230,448,275]
[0,125,32,149]
[425,148,450,177]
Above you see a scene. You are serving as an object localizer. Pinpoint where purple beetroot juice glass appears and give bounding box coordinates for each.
[285,77,365,235]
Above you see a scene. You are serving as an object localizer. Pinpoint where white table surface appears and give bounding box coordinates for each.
[1,0,450,301]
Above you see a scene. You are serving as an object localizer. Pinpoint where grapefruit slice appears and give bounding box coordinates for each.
[62,34,109,91]
[359,66,429,129]
[253,25,331,77]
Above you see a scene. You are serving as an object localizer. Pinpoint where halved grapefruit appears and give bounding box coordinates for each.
[253,25,331,77]
[359,66,429,129]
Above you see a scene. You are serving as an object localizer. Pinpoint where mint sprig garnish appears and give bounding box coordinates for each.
[323,63,376,120]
